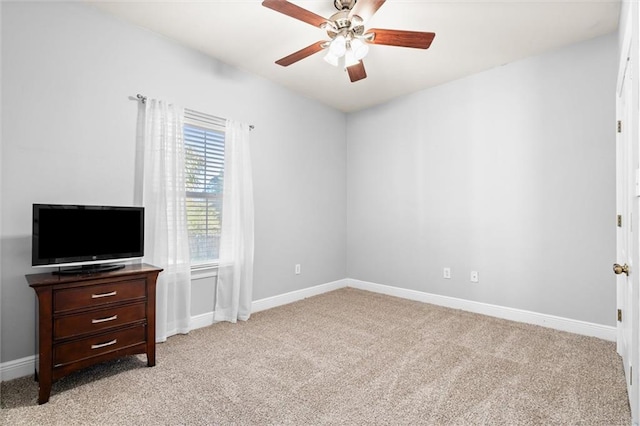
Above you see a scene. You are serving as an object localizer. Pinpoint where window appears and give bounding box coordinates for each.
[183,109,226,266]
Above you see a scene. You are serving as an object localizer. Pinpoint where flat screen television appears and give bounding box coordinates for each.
[32,204,144,274]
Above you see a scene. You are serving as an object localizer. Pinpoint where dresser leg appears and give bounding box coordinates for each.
[38,380,51,404]
[147,345,156,367]
[37,363,52,404]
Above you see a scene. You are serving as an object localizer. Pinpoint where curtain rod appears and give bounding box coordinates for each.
[135,94,254,130]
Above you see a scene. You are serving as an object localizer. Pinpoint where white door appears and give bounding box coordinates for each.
[616,50,638,420]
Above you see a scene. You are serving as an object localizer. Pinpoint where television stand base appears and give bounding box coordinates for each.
[54,263,126,275]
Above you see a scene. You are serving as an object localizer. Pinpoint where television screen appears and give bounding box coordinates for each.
[32,204,144,269]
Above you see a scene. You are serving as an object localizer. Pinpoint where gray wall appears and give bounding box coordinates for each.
[0,2,347,363]
[346,33,617,326]
[0,1,619,367]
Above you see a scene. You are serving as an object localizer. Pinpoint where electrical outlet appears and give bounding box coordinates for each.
[295,264,301,275]
[470,271,479,283]
[443,267,451,279]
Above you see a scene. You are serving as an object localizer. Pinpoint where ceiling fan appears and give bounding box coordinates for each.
[261,0,436,83]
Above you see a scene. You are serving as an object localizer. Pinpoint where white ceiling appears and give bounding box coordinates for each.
[88,0,621,112]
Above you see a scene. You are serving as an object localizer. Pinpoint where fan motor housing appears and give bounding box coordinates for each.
[327,10,365,37]
[330,11,351,30]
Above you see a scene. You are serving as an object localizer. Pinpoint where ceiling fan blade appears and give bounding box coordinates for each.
[347,61,367,82]
[366,28,435,49]
[262,0,327,28]
[349,0,386,22]
[275,41,326,67]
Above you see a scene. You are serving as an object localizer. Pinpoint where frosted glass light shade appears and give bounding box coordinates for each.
[344,49,359,68]
[329,35,347,57]
[324,51,339,67]
[350,38,369,60]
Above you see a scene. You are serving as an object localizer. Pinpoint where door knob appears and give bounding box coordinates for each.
[613,263,630,276]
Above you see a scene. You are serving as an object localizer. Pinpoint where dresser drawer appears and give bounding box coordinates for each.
[54,302,146,340]
[54,325,146,367]
[54,279,146,312]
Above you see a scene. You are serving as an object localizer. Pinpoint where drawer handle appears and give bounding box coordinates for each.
[91,291,117,299]
[91,315,118,324]
[91,339,117,350]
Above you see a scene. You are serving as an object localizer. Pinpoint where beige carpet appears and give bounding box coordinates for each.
[0,288,631,425]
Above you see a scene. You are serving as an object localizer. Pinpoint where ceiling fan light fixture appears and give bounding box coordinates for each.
[329,34,347,57]
[350,38,369,60]
[324,51,340,67]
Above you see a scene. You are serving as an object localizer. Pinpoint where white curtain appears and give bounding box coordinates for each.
[214,120,254,322]
[137,99,192,341]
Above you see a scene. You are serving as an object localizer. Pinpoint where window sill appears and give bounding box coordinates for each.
[191,263,219,280]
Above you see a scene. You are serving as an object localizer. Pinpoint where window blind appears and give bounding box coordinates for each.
[183,110,226,264]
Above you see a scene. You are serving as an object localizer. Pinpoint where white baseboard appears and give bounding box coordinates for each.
[1,277,616,382]
[348,279,616,342]
[190,311,215,330]
[1,355,36,382]
[188,279,349,332]
[251,279,348,313]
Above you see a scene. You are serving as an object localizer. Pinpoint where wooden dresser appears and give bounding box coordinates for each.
[26,263,162,404]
